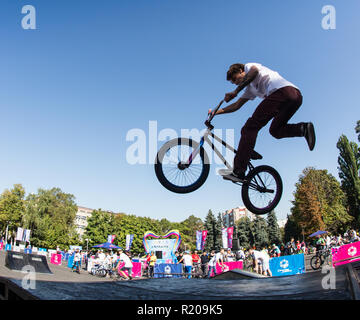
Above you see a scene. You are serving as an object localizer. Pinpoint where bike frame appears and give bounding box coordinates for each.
[187,128,255,173]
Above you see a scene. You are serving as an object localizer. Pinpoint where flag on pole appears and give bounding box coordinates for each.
[16,227,24,241]
[222,228,228,249]
[201,230,208,250]
[196,231,202,250]
[126,234,134,251]
[107,235,116,244]
[227,227,234,249]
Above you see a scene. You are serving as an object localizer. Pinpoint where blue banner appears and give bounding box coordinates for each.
[196,231,202,251]
[67,253,75,268]
[154,263,183,278]
[5,244,11,251]
[24,248,32,254]
[269,254,305,277]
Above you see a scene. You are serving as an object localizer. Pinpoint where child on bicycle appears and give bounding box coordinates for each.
[210,62,316,182]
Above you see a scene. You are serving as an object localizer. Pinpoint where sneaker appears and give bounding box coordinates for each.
[222,171,246,183]
[303,122,316,151]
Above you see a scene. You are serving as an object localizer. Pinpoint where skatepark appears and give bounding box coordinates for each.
[1,250,359,300]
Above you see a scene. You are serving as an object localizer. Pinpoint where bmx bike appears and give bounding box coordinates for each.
[310,247,332,271]
[154,100,283,215]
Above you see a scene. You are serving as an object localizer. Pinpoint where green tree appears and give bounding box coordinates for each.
[284,214,301,243]
[291,167,352,236]
[0,184,26,241]
[337,135,360,226]
[236,216,252,248]
[85,209,115,248]
[203,210,217,251]
[22,187,78,248]
[355,120,360,142]
[267,210,282,245]
[251,217,268,249]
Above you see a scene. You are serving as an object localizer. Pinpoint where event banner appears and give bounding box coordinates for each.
[50,253,62,265]
[332,241,360,267]
[227,227,234,249]
[221,228,228,249]
[146,239,177,261]
[117,261,141,278]
[201,230,208,251]
[16,227,31,242]
[196,231,202,251]
[126,234,134,251]
[38,248,48,256]
[154,263,183,278]
[209,261,243,277]
[269,254,305,277]
[107,235,116,244]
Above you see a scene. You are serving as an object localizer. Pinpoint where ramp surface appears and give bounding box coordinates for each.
[5,251,52,274]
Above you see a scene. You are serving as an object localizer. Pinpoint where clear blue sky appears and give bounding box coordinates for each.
[0,0,359,223]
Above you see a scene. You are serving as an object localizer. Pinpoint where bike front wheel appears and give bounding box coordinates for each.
[241,165,283,215]
[155,138,210,193]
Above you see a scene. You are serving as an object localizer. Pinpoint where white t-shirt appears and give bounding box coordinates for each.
[241,63,298,100]
[98,252,106,261]
[215,252,223,265]
[252,250,269,262]
[74,252,81,262]
[182,254,193,266]
[208,255,216,267]
[119,253,133,268]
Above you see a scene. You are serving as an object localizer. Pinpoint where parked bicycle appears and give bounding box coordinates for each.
[155,100,283,215]
[310,247,332,271]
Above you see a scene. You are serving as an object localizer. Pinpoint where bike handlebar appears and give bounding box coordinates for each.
[205,99,224,130]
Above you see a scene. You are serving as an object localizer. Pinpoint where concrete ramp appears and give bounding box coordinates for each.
[5,251,53,274]
[213,268,269,280]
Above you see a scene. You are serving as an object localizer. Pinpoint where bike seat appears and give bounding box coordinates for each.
[251,150,263,160]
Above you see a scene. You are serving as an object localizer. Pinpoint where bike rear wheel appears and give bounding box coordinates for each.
[155,138,210,193]
[310,255,323,271]
[241,165,283,215]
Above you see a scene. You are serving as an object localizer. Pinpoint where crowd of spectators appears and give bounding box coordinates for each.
[64,229,359,279]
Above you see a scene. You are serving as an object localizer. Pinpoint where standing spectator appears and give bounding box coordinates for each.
[216,248,225,272]
[236,247,245,261]
[178,251,193,279]
[149,251,157,278]
[200,251,209,277]
[270,244,281,257]
[249,248,272,277]
[191,250,200,265]
[207,250,217,278]
[72,249,81,274]
[225,249,235,262]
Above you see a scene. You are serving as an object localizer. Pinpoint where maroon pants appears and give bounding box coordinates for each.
[234,86,304,173]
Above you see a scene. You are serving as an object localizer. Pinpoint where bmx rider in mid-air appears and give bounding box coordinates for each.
[210,62,316,182]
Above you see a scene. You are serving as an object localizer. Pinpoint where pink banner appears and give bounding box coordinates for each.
[209,261,243,277]
[50,253,62,265]
[201,230,208,250]
[227,227,234,249]
[0,242,3,251]
[332,241,360,267]
[117,261,142,278]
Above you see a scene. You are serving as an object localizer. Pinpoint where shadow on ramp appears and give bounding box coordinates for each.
[213,268,269,280]
[5,251,53,274]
